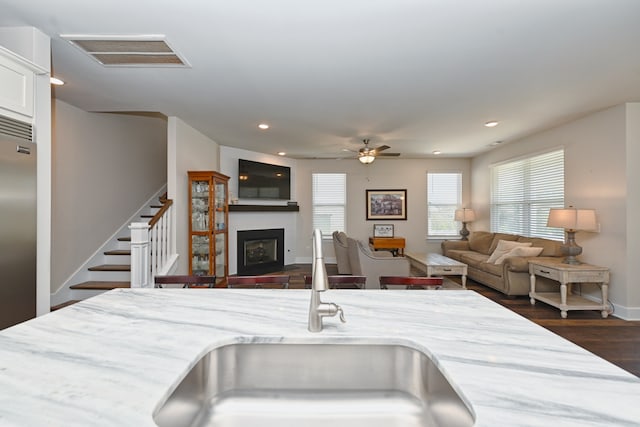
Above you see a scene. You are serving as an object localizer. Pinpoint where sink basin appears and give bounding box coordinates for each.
[153,343,474,427]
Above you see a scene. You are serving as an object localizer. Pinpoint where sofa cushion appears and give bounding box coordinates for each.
[468,231,495,255]
[517,236,564,256]
[494,246,544,264]
[458,251,491,267]
[487,240,532,263]
[488,233,521,254]
[477,260,504,277]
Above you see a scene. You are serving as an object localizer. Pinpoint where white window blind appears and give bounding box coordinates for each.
[427,172,462,238]
[312,173,346,238]
[491,149,564,240]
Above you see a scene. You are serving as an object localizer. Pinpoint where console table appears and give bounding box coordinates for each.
[369,237,405,256]
[528,260,611,318]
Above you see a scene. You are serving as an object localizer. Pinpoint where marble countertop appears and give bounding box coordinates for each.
[1,289,639,426]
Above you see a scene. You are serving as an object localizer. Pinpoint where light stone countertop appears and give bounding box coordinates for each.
[0,289,639,427]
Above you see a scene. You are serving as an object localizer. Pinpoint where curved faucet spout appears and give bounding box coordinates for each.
[308,229,346,332]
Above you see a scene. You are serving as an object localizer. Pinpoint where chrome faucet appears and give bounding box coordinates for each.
[308,229,346,332]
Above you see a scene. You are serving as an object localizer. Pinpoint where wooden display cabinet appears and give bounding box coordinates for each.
[188,171,229,286]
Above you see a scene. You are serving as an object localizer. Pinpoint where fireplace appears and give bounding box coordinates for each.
[237,228,285,275]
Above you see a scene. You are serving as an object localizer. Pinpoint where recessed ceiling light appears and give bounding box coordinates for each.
[258,123,270,130]
[484,121,499,128]
[50,77,65,85]
[432,150,441,155]
[277,152,286,156]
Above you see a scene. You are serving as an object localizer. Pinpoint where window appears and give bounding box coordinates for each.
[491,149,564,240]
[427,172,462,238]
[312,173,346,237]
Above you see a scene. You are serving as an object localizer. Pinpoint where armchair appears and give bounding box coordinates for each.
[332,231,352,274]
[346,238,410,289]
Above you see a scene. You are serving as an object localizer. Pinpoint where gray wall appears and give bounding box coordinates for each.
[294,157,472,261]
[471,103,639,319]
[167,117,220,274]
[52,100,167,292]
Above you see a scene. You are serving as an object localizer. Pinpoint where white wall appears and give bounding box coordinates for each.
[294,157,472,262]
[219,146,298,273]
[471,103,639,319]
[626,104,640,309]
[52,101,167,292]
[167,117,220,274]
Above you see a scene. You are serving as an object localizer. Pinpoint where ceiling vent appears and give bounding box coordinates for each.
[60,35,189,67]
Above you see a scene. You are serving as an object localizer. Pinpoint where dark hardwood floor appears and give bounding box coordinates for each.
[278,263,640,378]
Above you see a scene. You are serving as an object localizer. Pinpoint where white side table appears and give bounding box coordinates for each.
[528,260,610,318]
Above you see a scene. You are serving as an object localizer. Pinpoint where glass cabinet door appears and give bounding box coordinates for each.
[214,180,226,232]
[215,233,226,279]
[213,178,227,282]
[191,180,210,232]
[191,235,210,276]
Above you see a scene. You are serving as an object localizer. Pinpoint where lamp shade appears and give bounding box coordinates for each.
[454,208,476,222]
[547,208,597,231]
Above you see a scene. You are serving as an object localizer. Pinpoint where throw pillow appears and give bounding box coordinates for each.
[494,246,544,264]
[486,240,532,264]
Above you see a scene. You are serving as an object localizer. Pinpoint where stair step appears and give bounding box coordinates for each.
[51,300,81,311]
[141,214,154,218]
[70,281,131,290]
[88,264,131,272]
[150,205,163,208]
[104,250,131,256]
[118,236,131,242]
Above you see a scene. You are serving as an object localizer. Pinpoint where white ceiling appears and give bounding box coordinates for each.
[2,0,640,159]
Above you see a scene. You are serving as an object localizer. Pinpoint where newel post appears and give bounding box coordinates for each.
[129,222,151,288]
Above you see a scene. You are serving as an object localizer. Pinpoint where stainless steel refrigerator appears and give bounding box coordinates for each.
[0,115,36,329]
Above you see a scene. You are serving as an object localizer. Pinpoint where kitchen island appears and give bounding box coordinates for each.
[0,289,639,426]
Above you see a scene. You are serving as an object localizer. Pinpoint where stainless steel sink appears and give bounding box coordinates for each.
[153,343,474,427]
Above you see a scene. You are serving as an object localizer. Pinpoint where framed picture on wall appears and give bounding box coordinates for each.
[373,224,394,238]
[366,189,407,220]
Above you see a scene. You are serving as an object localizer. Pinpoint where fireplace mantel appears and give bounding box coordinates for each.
[229,204,299,212]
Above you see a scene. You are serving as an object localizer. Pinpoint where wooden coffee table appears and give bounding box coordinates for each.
[405,252,468,289]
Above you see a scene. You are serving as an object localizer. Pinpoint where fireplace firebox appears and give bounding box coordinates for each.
[237,228,285,275]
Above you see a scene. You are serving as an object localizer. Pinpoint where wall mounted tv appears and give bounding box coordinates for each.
[238,159,291,200]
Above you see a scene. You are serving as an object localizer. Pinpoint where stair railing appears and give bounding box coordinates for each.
[130,197,176,288]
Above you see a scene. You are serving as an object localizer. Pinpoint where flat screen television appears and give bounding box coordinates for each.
[238,159,291,200]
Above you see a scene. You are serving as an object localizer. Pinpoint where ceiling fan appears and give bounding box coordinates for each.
[354,139,401,164]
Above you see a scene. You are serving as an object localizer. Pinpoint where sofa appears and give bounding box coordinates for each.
[441,231,566,296]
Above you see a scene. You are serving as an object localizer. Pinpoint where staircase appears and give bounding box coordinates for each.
[52,194,170,309]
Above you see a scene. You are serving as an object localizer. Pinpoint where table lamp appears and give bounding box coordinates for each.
[546,207,597,264]
[454,208,476,241]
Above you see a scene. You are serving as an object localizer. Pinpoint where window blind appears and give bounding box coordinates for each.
[491,149,564,240]
[427,172,462,238]
[312,173,346,238]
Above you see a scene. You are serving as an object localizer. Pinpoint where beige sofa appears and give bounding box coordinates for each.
[441,231,565,296]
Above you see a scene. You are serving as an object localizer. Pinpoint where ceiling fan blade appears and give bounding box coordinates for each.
[378,152,401,157]
[372,144,391,153]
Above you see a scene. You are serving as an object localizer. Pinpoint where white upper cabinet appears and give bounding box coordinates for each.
[0,47,35,119]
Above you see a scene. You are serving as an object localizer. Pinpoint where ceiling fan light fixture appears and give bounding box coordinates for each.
[359,153,375,164]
